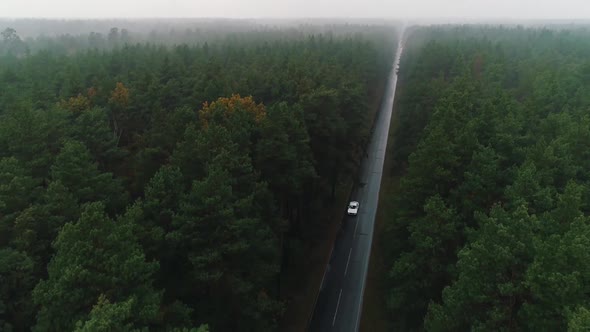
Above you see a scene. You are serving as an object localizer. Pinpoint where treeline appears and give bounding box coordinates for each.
[0,18,393,39]
[0,19,396,55]
[0,25,397,331]
[386,25,590,331]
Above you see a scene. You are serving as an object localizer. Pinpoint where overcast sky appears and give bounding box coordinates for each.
[3,0,590,19]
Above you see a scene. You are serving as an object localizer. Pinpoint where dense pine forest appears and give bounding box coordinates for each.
[386,25,590,331]
[0,22,397,331]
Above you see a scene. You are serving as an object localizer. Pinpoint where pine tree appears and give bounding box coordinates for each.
[0,248,35,332]
[0,157,39,246]
[33,202,161,331]
[50,140,127,213]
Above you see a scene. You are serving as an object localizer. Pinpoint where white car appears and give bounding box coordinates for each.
[347,201,359,216]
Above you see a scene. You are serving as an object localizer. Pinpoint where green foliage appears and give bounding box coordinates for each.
[68,107,124,169]
[425,206,537,331]
[0,248,35,332]
[169,325,210,332]
[568,307,590,332]
[33,202,161,331]
[0,23,395,331]
[140,165,184,259]
[0,107,67,179]
[73,295,136,332]
[257,102,316,196]
[50,140,127,213]
[1,27,28,56]
[0,157,39,246]
[168,132,283,330]
[256,102,316,230]
[12,180,79,273]
[385,25,590,331]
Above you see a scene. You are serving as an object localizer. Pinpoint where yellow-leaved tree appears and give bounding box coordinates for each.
[199,94,265,129]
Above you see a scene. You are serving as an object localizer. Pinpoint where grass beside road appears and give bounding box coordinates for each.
[360,89,402,332]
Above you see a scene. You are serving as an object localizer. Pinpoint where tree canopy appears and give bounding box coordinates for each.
[385,25,590,331]
[0,21,396,331]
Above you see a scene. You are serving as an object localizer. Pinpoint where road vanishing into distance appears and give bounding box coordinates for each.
[308,35,404,332]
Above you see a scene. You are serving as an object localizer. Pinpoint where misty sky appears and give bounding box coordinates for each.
[3,0,590,19]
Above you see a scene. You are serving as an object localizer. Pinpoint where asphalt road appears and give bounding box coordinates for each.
[308,37,404,332]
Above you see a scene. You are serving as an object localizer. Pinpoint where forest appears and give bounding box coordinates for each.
[386,25,590,331]
[0,21,397,331]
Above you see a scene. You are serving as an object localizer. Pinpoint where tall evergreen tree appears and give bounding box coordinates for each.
[33,202,161,331]
[50,140,127,213]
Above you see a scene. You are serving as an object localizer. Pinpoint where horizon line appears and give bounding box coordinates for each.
[1,16,590,21]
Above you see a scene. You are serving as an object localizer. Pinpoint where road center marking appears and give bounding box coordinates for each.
[333,289,343,326]
[345,248,352,276]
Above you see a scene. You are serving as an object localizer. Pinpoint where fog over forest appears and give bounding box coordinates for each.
[4,0,590,19]
[4,0,590,331]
